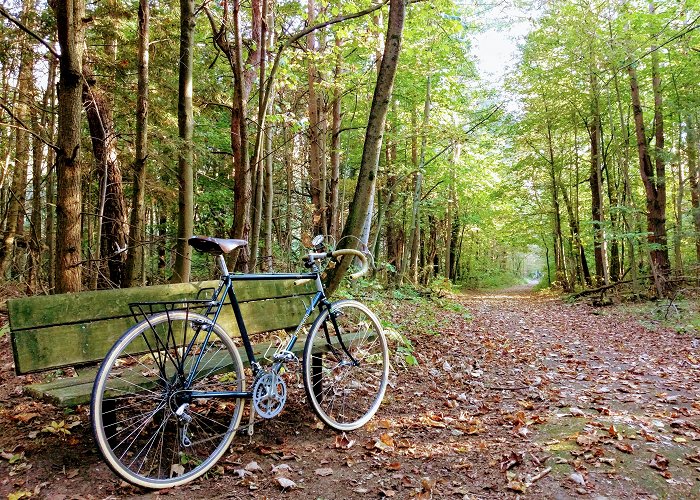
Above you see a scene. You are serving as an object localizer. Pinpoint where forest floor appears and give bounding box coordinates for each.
[1,285,700,499]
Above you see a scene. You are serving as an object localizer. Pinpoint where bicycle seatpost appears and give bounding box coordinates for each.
[216,254,229,276]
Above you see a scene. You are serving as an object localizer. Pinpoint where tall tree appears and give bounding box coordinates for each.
[327,0,406,295]
[55,0,86,293]
[124,0,150,287]
[0,0,34,279]
[172,0,195,283]
[628,44,670,294]
[688,115,700,263]
[82,65,128,288]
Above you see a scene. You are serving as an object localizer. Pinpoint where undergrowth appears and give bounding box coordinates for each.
[613,292,700,336]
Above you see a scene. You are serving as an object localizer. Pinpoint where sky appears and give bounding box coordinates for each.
[469,4,536,84]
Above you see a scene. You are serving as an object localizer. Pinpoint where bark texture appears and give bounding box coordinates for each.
[327,0,405,295]
[55,0,86,293]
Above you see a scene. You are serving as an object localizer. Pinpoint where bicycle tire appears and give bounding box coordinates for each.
[302,300,389,431]
[91,311,245,488]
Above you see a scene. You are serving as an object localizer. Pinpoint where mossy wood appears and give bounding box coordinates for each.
[22,329,369,407]
[9,278,316,375]
[25,339,295,407]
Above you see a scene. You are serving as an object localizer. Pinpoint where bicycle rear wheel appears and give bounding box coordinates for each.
[91,311,245,488]
[302,300,389,431]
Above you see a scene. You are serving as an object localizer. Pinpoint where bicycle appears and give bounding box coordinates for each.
[90,235,389,488]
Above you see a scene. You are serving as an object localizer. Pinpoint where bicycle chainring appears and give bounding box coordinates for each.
[252,372,287,419]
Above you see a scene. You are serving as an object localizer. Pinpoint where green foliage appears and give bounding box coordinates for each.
[383,321,419,367]
[435,298,473,321]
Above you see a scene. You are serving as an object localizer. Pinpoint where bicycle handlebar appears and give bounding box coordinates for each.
[295,248,370,285]
[330,249,369,280]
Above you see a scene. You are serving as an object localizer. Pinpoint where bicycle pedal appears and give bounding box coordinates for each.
[273,350,299,363]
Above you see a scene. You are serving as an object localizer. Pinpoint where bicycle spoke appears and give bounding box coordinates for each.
[92,311,245,488]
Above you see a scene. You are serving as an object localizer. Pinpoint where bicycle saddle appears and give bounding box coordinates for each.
[188,236,248,254]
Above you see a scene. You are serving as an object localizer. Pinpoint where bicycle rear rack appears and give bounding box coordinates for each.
[129,300,217,324]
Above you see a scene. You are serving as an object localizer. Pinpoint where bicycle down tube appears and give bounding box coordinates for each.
[186,254,322,400]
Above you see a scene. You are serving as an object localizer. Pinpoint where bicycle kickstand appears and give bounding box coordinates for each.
[244,402,256,442]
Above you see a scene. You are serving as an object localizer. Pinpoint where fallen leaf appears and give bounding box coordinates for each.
[500,451,523,472]
[379,433,395,447]
[507,479,527,492]
[13,413,40,423]
[378,419,394,429]
[276,476,296,490]
[576,433,598,447]
[570,472,586,487]
[245,461,262,472]
[315,467,333,476]
[8,491,32,500]
[33,482,49,495]
[271,464,292,474]
[570,407,586,417]
[649,454,669,471]
[420,477,437,493]
[335,433,355,449]
[615,442,634,454]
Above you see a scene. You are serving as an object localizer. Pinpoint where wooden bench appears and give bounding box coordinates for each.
[8,278,317,407]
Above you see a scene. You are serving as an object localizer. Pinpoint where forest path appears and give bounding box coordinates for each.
[2,288,700,498]
[452,286,700,497]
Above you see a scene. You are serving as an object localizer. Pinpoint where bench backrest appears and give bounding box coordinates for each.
[9,278,316,374]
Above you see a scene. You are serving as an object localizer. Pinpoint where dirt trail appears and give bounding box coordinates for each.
[1,288,700,498]
[459,287,700,498]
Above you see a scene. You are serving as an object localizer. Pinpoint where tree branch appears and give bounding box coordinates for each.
[0,5,60,59]
[0,101,58,151]
[258,1,390,137]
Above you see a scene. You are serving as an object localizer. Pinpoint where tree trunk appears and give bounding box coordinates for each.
[45,57,57,292]
[445,144,459,281]
[82,65,128,288]
[306,0,327,236]
[399,107,418,285]
[328,36,342,240]
[589,71,608,286]
[687,115,700,263]
[55,0,86,293]
[611,49,638,288]
[628,45,670,295]
[228,0,253,271]
[0,0,33,279]
[263,116,274,271]
[124,0,150,287]
[172,0,195,283]
[28,57,54,293]
[410,77,431,283]
[545,112,568,290]
[326,0,405,295]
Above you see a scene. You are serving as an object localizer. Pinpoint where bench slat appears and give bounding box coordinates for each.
[25,331,370,407]
[25,339,291,406]
[12,294,316,374]
[8,279,316,331]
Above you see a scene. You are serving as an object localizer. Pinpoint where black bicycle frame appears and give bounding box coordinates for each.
[187,271,326,400]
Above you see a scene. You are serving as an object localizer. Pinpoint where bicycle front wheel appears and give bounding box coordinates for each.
[302,300,389,431]
[91,311,245,489]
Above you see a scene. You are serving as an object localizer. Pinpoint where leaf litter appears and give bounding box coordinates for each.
[2,286,700,497]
